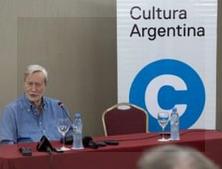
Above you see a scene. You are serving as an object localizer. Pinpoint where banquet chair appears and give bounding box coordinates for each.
[102,102,148,136]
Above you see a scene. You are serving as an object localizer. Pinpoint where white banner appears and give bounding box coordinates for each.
[117,0,217,131]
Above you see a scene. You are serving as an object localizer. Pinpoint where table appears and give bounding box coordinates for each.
[0,129,222,169]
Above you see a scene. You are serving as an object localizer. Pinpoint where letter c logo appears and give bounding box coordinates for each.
[129,59,205,131]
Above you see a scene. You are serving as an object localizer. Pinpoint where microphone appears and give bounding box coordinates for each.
[62,135,115,148]
[82,136,99,149]
[58,101,65,109]
[57,101,72,123]
[61,136,98,148]
[36,135,55,153]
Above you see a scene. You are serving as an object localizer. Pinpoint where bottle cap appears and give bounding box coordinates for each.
[75,112,81,117]
[172,107,177,112]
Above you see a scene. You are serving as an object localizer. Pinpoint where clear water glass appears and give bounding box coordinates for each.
[57,118,71,151]
[157,111,169,142]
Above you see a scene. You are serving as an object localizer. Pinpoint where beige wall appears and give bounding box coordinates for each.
[0,0,116,136]
[216,0,222,129]
[17,17,116,136]
[0,0,221,137]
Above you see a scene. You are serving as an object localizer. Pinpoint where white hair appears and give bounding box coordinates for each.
[24,64,48,84]
[138,145,219,169]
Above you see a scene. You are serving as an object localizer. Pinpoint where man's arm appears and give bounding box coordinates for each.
[0,106,17,144]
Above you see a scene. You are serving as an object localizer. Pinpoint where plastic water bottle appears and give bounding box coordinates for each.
[170,107,180,140]
[72,112,84,149]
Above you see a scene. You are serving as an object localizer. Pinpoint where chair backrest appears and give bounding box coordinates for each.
[102,102,148,136]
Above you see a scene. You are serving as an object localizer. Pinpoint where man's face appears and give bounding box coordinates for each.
[24,71,46,105]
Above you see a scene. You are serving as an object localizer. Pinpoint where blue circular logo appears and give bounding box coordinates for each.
[129,59,205,132]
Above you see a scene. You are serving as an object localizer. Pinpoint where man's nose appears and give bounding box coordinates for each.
[30,84,37,91]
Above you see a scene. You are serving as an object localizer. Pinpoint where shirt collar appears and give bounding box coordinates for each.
[22,94,48,111]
